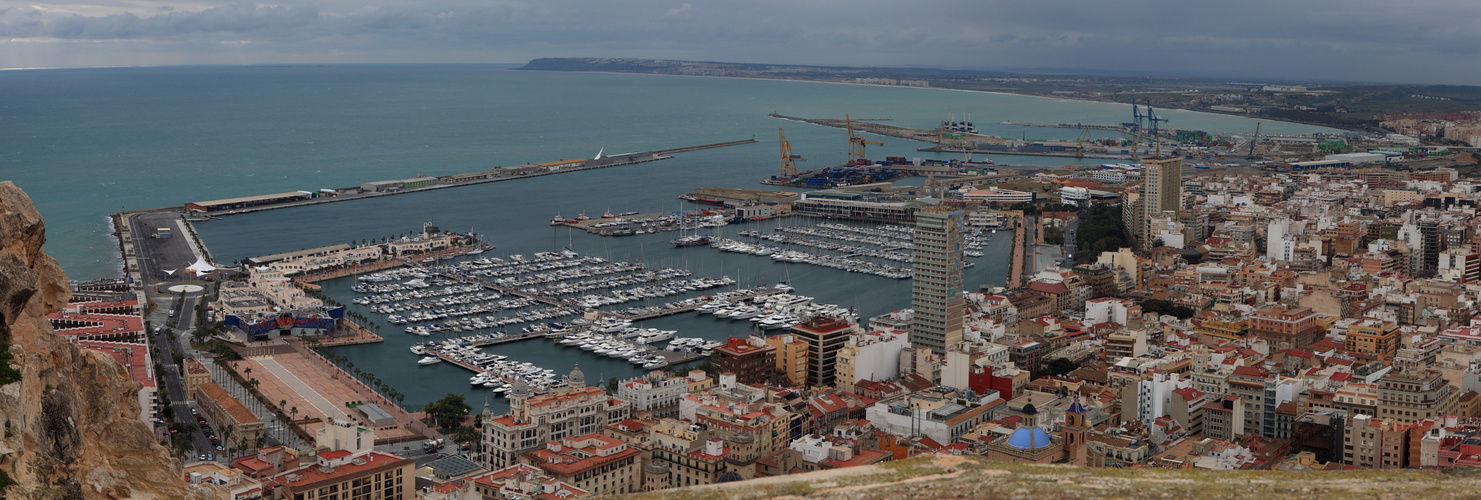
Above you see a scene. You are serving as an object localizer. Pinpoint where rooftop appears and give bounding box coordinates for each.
[198,382,262,426]
[273,451,408,491]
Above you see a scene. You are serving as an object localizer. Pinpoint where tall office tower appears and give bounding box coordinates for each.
[911,207,965,353]
[1140,155,1183,248]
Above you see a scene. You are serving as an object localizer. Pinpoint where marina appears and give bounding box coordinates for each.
[346,248,798,391]
[704,220,999,279]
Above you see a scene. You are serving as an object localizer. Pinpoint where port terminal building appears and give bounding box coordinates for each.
[792,190,923,223]
[186,191,316,213]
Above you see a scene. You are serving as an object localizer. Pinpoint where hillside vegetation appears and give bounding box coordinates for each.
[620,455,1481,500]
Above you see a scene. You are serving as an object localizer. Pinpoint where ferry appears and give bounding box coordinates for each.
[550,215,567,225]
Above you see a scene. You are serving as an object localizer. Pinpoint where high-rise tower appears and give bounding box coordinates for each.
[911,207,965,353]
[1139,155,1183,248]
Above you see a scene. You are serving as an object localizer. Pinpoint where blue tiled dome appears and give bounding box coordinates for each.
[1008,426,1052,450]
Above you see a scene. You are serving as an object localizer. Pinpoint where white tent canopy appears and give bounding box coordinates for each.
[186,257,218,275]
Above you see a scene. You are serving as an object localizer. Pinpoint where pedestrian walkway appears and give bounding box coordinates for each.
[256,357,350,423]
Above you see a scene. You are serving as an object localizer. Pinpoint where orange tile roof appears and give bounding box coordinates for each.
[75,340,153,388]
[469,464,589,500]
[273,451,409,491]
[48,309,143,339]
[524,436,641,478]
[198,382,262,426]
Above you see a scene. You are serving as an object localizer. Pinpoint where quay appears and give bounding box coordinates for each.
[312,319,385,347]
[185,139,759,218]
[443,331,548,349]
[1000,121,1129,132]
[294,243,493,288]
[917,145,1132,160]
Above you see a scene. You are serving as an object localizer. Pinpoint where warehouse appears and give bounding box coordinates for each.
[185,192,313,212]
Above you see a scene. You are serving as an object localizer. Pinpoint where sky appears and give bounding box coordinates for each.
[2,0,1478,85]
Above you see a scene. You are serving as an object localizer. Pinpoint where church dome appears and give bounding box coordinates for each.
[1007,426,1053,450]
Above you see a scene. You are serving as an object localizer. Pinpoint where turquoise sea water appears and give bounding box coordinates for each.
[0,64,1341,412]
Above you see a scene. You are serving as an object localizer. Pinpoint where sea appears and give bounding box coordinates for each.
[0,64,1342,413]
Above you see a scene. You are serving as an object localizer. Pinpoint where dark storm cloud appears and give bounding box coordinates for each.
[2,0,1478,84]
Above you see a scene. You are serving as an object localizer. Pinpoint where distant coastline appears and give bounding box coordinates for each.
[516,57,1481,134]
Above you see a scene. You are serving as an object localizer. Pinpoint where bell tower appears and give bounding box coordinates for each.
[1061,395,1090,465]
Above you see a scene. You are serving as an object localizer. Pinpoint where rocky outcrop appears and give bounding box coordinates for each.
[0,181,188,499]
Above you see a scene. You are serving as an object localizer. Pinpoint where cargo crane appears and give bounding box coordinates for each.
[1146,103,1168,139]
[846,114,883,163]
[1122,96,1143,131]
[779,128,805,178]
[1246,122,1262,160]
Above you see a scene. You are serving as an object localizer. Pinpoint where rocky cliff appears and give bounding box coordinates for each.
[0,181,188,499]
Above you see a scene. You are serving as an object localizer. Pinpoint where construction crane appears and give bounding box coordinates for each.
[1130,126,1144,162]
[1075,127,1090,158]
[779,128,805,178]
[845,114,883,163]
[1246,122,1262,160]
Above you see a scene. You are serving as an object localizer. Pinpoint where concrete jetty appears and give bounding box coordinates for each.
[186,139,759,218]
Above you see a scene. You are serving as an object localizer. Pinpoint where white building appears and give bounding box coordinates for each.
[963,188,1035,204]
[1131,372,1192,428]
[315,418,375,455]
[1266,218,1298,262]
[1059,186,1091,206]
[1085,298,1141,326]
[615,370,698,415]
[836,329,908,393]
[940,342,1013,391]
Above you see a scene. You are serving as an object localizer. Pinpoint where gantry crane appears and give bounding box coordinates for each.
[779,128,805,178]
[846,114,883,163]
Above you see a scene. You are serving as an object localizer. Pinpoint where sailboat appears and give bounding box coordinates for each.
[671,214,712,247]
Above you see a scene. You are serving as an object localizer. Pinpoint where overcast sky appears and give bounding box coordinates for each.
[2,0,1478,84]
